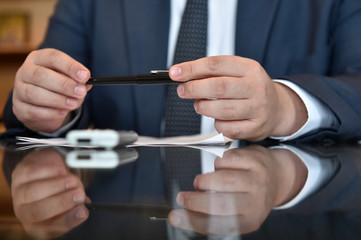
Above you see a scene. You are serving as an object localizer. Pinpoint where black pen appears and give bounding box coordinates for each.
[86,70,177,85]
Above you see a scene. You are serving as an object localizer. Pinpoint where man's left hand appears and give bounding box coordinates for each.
[169,56,308,141]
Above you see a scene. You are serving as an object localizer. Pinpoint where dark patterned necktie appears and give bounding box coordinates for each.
[164,0,208,137]
[163,0,208,206]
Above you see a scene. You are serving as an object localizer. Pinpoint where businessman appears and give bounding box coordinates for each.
[3,0,361,142]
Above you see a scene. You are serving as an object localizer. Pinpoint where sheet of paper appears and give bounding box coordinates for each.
[15,137,95,151]
[16,133,232,157]
[129,132,231,146]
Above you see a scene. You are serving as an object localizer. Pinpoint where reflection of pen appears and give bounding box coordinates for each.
[85,203,172,219]
[86,70,177,85]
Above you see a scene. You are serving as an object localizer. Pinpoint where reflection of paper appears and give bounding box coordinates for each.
[16,133,232,157]
[189,145,230,158]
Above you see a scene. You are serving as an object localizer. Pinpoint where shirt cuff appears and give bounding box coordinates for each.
[38,107,82,138]
[273,144,338,209]
[271,79,338,141]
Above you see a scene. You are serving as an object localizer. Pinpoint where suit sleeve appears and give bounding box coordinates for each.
[285,0,361,143]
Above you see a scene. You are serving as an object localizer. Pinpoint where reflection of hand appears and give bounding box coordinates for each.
[168,145,307,236]
[12,48,91,133]
[11,148,90,239]
[169,56,307,141]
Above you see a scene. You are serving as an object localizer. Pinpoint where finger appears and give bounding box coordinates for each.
[168,209,198,233]
[16,189,86,224]
[86,84,92,92]
[176,192,251,215]
[194,99,257,121]
[169,56,260,82]
[215,146,269,170]
[14,176,80,205]
[13,93,68,117]
[23,205,89,239]
[24,65,87,99]
[193,170,254,192]
[17,83,83,111]
[12,149,68,187]
[12,101,70,132]
[168,209,244,236]
[214,119,267,141]
[177,76,252,99]
[30,49,90,83]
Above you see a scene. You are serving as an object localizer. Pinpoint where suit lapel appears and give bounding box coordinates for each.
[235,0,281,64]
[122,0,170,136]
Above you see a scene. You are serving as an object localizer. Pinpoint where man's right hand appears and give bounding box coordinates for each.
[12,48,91,133]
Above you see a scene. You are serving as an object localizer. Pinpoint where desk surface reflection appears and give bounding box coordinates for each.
[1,140,361,240]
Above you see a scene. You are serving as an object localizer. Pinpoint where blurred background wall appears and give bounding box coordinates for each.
[0,0,57,132]
[0,0,58,222]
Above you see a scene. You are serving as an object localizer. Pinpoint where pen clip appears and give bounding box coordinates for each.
[150,70,169,74]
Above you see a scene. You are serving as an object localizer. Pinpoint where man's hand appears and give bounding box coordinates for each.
[169,56,308,141]
[12,48,91,133]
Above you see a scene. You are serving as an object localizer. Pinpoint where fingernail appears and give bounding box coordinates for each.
[193,177,198,189]
[75,207,87,219]
[177,84,184,97]
[74,85,86,97]
[169,213,181,225]
[170,66,181,79]
[85,196,92,204]
[66,98,78,107]
[77,70,87,81]
[73,192,85,204]
[65,179,78,190]
[176,193,184,206]
[194,101,199,112]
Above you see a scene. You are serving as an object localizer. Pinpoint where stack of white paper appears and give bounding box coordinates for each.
[16,133,232,157]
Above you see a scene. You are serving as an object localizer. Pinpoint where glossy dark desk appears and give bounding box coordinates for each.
[1,140,361,240]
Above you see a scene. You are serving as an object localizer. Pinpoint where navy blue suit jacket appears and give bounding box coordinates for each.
[3,0,361,142]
